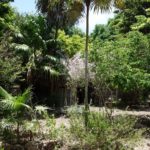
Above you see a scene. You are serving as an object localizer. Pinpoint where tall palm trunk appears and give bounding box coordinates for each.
[84,0,90,126]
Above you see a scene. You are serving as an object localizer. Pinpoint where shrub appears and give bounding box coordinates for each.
[67,106,141,149]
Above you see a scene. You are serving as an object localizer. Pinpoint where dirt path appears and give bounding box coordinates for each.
[55,117,69,128]
[90,106,150,116]
[134,139,150,150]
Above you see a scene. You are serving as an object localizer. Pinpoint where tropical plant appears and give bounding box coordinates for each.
[13,14,65,84]
[0,86,32,141]
[36,0,83,39]
[0,86,31,112]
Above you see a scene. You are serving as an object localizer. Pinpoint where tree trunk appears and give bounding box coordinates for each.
[55,23,58,41]
[17,121,20,143]
[84,1,90,126]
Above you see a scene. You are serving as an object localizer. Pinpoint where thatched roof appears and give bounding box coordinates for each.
[67,53,95,81]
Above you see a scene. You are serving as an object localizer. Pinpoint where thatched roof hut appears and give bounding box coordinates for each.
[66,53,95,105]
[67,53,95,82]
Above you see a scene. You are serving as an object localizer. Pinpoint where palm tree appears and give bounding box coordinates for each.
[76,0,123,113]
[13,14,63,84]
[66,0,123,126]
[36,0,83,39]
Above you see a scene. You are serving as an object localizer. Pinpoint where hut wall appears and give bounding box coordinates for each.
[32,75,66,108]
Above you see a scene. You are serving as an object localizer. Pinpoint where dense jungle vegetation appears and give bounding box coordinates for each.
[0,0,150,149]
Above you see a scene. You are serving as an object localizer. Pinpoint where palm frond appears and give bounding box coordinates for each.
[43,66,60,76]
[17,87,32,104]
[67,1,85,25]
[45,55,58,62]
[1,100,32,111]
[14,32,24,39]
[92,0,112,13]
[0,99,16,111]
[36,0,49,14]
[14,87,32,110]
[114,0,125,10]
[35,105,50,115]
[14,44,30,52]
[0,87,32,111]
[0,86,13,100]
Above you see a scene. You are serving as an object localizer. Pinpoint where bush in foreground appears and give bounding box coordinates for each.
[65,106,142,150]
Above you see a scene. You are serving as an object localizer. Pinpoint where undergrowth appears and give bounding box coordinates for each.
[64,105,142,150]
[0,105,143,150]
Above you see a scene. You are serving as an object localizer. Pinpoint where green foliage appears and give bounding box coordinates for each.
[91,24,111,41]
[0,86,31,113]
[131,14,150,32]
[90,0,150,104]
[0,87,32,142]
[66,106,140,149]
[35,105,49,116]
[14,14,65,76]
[0,2,15,36]
[112,0,150,34]
[0,54,24,90]
[58,30,85,57]
[34,105,58,139]
[0,3,24,90]
[0,12,66,90]
[66,26,85,37]
[92,31,150,93]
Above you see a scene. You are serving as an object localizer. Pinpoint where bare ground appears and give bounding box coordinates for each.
[89,106,150,116]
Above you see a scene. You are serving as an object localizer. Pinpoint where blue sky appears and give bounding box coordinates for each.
[11,0,36,13]
[11,0,114,33]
